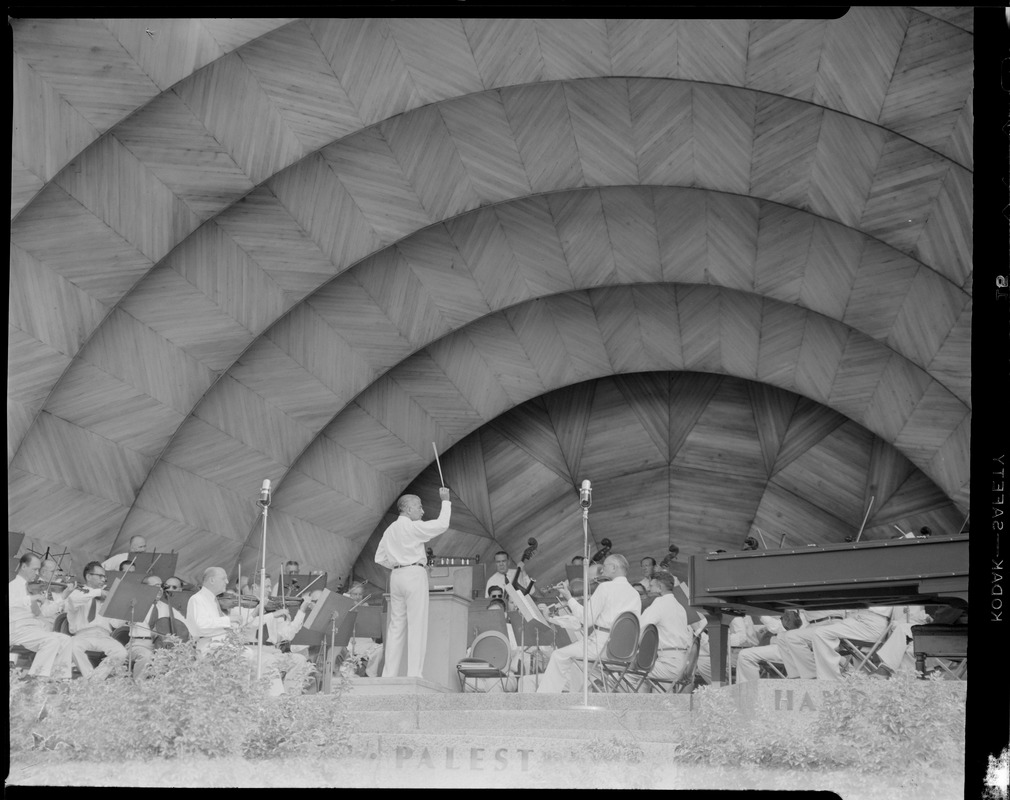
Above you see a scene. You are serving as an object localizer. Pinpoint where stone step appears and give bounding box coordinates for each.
[349,707,686,738]
[335,730,684,788]
[337,687,693,712]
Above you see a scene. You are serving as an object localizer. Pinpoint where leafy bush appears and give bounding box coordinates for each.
[675,670,965,774]
[10,632,353,761]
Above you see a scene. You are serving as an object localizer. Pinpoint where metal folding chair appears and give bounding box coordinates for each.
[838,622,894,676]
[911,624,967,680]
[614,623,659,693]
[646,628,702,693]
[457,630,512,692]
[590,611,640,693]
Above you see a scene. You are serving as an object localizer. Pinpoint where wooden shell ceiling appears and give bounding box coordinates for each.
[9,11,972,587]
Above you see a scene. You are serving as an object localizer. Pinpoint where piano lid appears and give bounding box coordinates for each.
[687,534,968,615]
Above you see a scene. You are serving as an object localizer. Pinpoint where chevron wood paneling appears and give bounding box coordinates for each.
[813,7,909,122]
[489,402,571,483]
[772,397,848,476]
[614,373,670,463]
[772,422,874,526]
[580,380,668,479]
[668,373,722,462]
[11,17,973,586]
[747,382,798,476]
[441,431,495,535]
[755,482,854,546]
[548,191,618,289]
[863,436,917,517]
[543,386,595,484]
[586,466,671,549]
[745,19,827,101]
[870,470,958,527]
[670,466,767,549]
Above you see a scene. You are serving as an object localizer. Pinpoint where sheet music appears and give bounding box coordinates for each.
[504,583,551,626]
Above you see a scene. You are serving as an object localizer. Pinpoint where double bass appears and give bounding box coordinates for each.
[509,538,539,596]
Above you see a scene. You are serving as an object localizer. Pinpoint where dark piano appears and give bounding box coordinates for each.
[687,534,968,683]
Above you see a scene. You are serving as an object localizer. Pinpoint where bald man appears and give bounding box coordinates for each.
[375,488,451,678]
[102,535,147,572]
[537,554,641,693]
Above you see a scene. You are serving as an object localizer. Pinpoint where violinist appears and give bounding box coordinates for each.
[9,553,82,680]
[536,554,641,694]
[64,562,128,680]
[338,583,384,678]
[185,566,239,649]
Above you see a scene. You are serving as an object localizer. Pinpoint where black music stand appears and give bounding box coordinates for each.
[104,569,147,586]
[303,589,355,637]
[467,609,509,647]
[278,572,327,597]
[673,584,704,626]
[101,577,160,625]
[353,606,383,641]
[165,589,196,617]
[123,551,179,580]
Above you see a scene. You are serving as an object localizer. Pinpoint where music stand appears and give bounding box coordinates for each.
[9,531,24,560]
[279,572,327,597]
[165,589,196,617]
[303,589,355,634]
[101,577,159,625]
[467,609,509,646]
[123,551,179,580]
[353,606,383,641]
[673,584,703,626]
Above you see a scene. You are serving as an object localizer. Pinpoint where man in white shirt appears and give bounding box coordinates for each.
[638,569,692,687]
[339,583,384,678]
[736,614,792,682]
[537,554,641,693]
[64,561,128,680]
[374,487,452,678]
[485,551,517,596]
[9,554,81,679]
[101,535,147,572]
[127,574,179,678]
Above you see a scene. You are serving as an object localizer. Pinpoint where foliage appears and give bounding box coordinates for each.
[674,670,965,775]
[9,632,354,762]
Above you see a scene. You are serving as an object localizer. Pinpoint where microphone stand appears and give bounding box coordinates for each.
[256,483,271,682]
[580,491,591,709]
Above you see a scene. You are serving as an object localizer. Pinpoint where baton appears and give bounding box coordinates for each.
[432,442,445,487]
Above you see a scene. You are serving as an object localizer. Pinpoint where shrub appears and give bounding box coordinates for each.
[10,632,354,761]
[674,670,966,774]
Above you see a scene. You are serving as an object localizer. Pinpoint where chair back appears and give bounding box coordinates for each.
[605,611,640,661]
[111,625,130,645]
[635,624,659,671]
[470,630,511,670]
[53,612,70,635]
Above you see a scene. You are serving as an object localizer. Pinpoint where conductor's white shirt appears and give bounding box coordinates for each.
[374,501,452,568]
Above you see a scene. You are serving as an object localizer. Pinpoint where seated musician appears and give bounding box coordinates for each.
[695,614,761,684]
[635,570,692,691]
[874,605,931,676]
[536,554,641,693]
[9,553,84,680]
[64,561,129,680]
[101,535,147,572]
[187,567,306,695]
[639,557,657,583]
[777,607,890,680]
[127,574,182,679]
[336,583,384,678]
[119,560,137,573]
[285,560,300,575]
[163,576,185,594]
[735,612,796,682]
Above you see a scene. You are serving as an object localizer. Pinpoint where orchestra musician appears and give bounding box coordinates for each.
[101,535,147,572]
[127,574,177,679]
[64,562,128,680]
[485,550,533,601]
[536,554,641,693]
[337,583,384,678]
[374,487,452,678]
[636,570,692,690]
[9,553,82,680]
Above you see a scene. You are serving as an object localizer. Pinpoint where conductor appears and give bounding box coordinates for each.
[375,487,452,678]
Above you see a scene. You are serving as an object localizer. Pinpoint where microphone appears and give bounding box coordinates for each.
[258,479,272,507]
[579,479,592,509]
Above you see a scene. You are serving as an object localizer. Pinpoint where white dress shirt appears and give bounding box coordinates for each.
[65,586,122,634]
[374,501,451,568]
[640,593,692,651]
[186,587,233,640]
[566,575,641,639]
[9,575,36,627]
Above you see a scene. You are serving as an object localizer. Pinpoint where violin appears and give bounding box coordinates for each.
[217,591,260,610]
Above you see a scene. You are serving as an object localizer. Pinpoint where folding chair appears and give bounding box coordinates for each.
[758,659,787,679]
[911,624,967,680]
[590,611,640,693]
[613,623,659,693]
[838,622,894,676]
[457,630,512,692]
[646,628,702,693]
[9,645,36,670]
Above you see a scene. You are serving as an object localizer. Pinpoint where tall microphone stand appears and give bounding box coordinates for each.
[256,480,271,681]
[579,483,592,709]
